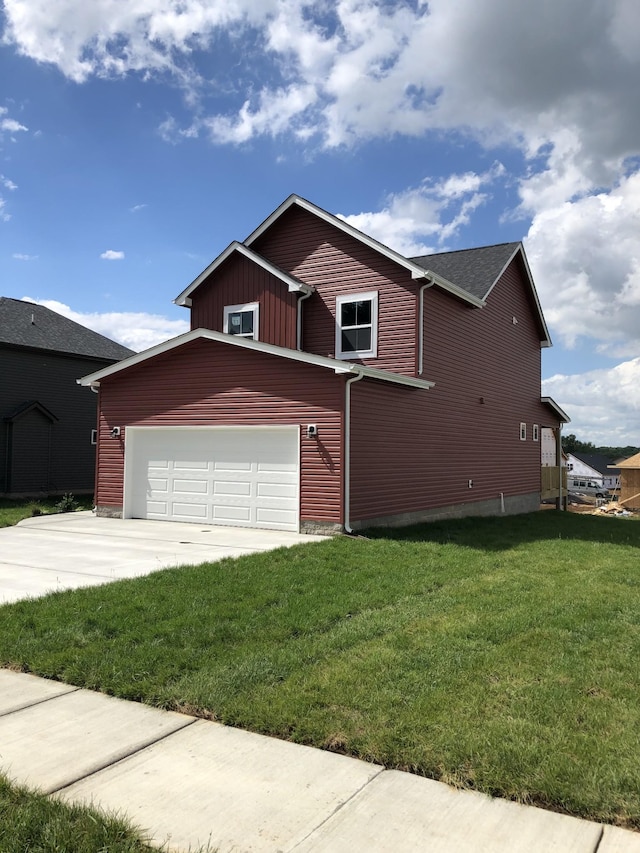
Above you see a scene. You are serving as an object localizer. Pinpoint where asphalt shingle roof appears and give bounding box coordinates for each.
[410,242,522,301]
[0,297,134,361]
[571,452,621,477]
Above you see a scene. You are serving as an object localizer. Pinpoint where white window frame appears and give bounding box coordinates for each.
[90,429,97,445]
[335,291,378,360]
[223,302,259,340]
[520,422,527,441]
[532,424,539,442]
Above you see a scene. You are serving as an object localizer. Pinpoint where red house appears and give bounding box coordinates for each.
[79,195,568,534]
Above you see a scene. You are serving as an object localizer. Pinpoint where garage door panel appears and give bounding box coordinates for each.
[257,483,297,498]
[214,481,252,496]
[173,479,208,494]
[173,502,209,520]
[213,504,252,522]
[128,428,299,531]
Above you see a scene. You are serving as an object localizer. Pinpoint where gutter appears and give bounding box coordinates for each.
[343,372,364,534]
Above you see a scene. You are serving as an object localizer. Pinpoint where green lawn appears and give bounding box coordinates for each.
[0,496,94,528]
[1,511,639,828]
[0,773,158,852]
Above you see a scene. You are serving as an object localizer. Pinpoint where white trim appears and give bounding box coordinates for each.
[541,396,571,423]
[245,196,429,280]
[174,241,312,307]
[335,291,378,360]
[520,422,527,441]
[223,302,259,340]
[78,328,435,391]
[533,423,539,442]
[416,269,485,308]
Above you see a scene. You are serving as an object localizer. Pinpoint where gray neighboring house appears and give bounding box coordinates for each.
[1,297,133,497]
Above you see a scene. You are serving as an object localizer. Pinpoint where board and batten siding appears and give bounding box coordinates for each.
[349,258,559,523]
[189,253,298,349]
[1,346,107,495]
[95,337,344,526]
[252,206,419,375]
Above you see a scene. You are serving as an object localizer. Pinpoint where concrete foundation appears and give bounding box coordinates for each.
[350,491,541,532]
[95,505,123,519]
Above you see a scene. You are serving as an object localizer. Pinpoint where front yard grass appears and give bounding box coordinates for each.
[1,512,639,828]
[0,496,93,528]
[0,773,158,852]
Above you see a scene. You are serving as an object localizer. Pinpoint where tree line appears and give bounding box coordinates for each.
[562,434,639,462]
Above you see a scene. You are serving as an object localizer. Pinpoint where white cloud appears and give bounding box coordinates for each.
[129,203,147,212]
[1,175,18,191]
[0,106,28,139]
[542,358,640,445]
[12,252,38,260]
[21,297,189,351]
[100,249,125,260]
[525,169,640,355]
[339,164,506,256]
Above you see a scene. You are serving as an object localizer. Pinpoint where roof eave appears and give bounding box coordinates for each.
[174,241,312,307]
[244,194,436,282]
[78,328,435,391]
[541,396,570,423]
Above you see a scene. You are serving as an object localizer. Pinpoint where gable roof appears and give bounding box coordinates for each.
[3,400,59,423]
[410,243,520,302]
[412,243,551,347]
[0,297,134,361]
[571,452,620,477]
[243,194,485,308]
[78,328,435,391]
[612,452,640,469]
[174,241,313,308]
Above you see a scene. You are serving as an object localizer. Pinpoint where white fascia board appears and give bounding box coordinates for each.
[420,270,486,308]
[245,195,485,309]
[78,328,435,391]
[174,241,312,307]
[541,396,571,423]
[245,195,433,279]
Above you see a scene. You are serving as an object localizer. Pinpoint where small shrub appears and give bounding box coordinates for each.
[56,493,79,513]
[29,504,43,517]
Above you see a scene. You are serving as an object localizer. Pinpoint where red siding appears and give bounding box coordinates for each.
[190,254,297,349]
[350,258,559,521]
[96,338,344,524]
[253,207,418,375]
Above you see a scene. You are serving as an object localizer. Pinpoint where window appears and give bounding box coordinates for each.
[224,302,259,340]
[90,429,97,445]
[520,422,527,441]
[532,424,539,442]
[336,291,378,359]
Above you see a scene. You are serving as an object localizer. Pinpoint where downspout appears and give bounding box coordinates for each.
[344,372,364,534]
[297,290,313,351]
[418,276,435,376]
[556,422,564,511]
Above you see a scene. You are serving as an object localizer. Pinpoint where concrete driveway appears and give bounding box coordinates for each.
[0,511,326,604]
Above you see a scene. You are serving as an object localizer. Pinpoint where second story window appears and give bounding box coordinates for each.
[224,302,259,340]
[336,291,378,359]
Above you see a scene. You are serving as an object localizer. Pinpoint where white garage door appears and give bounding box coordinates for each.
[125,427,299,531]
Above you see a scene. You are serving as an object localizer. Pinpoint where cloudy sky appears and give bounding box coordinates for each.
[2,0,639,445]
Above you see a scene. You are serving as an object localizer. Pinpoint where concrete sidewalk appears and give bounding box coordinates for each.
[0,512,326,604]
[1,670,639,852]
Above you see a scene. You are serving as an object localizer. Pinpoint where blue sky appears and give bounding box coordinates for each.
[2,0,639,444]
